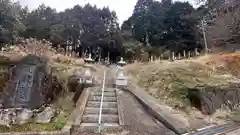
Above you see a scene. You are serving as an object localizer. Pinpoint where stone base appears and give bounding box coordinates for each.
[115,85,127,90]
[115,79,127,87]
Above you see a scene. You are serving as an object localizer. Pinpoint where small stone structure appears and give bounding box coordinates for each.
[84,54,94,85]
[115,69,128,89]
[115,57,128,89]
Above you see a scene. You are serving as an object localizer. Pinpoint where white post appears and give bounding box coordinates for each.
[98,70,106,132]
[1,48,3,55]
[202,18,208,54]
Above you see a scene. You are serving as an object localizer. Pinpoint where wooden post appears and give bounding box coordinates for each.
[172,52,175,61]
[161,54,163,61]
[1,48,4,55]
[195,48,198,56]
[178,53,181,60]
[66,46,68,56]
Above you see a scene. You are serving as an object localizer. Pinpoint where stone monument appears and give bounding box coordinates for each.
[2,55,50,109]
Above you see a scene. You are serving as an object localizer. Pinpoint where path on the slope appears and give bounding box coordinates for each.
[107,65,176,135]
[117,90,176,135]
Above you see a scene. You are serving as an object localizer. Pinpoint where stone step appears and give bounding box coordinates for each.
[92,91,116,97]
[89,96,117,102]
[85,107,118,115]
[82,114,119,123]
[95,88,116,92]
[87,101,117,108]
[79,123,119,131]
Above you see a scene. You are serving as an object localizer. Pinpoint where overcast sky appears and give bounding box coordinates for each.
[17,0,197,25]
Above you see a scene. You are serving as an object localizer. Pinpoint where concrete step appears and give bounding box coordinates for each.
[92,91,116,97]
[82,114,119,123]
[95,88,116,92]
[87,101,117,108]
[85,107,118,114]
[89,96,117,102]
[79,123,119,131]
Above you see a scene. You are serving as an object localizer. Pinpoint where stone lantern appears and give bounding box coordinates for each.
[84,54,94,85]
[115,57,128,89]
[117,57,127,67]
[115,69,128,89]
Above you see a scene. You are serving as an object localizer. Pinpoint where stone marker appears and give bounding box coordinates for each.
[35,106,55,124]
[2,55,50,109]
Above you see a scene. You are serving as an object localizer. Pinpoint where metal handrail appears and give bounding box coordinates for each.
[98,70,106,132]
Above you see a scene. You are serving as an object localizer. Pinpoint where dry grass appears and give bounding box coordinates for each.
[126,53,240,127]
[126,53,240,112]
[1,38,80,66]
[1,38,105,80]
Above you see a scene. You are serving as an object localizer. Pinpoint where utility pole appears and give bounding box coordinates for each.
[201,18,208,54]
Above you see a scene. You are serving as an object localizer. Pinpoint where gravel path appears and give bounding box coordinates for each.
[117,90,176,135]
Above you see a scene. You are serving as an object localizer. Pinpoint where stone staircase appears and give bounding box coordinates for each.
[79,87,120,131]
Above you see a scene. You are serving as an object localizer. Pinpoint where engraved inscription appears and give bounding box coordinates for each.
[15,65,36,102]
